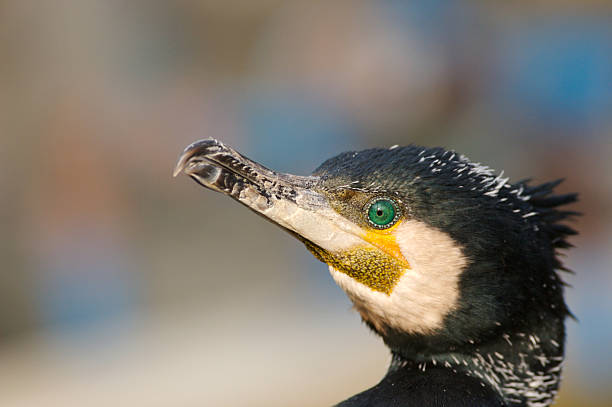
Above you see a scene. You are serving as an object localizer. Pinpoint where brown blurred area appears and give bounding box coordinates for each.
[1,1,611,406]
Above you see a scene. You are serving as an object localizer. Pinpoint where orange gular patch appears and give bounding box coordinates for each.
[362,221,411,270]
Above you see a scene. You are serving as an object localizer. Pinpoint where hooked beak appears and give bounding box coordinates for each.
[174,138,316,193]
[173,139,365,250]
[174,138,323,208]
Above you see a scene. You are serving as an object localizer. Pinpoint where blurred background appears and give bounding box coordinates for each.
[1,0,611,406]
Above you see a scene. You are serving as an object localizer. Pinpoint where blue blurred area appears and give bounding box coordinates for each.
[242,89,359,173]
[492,17,612,135]
[384,0,473,36]
[0,1,610,406]
[35,228,137,332]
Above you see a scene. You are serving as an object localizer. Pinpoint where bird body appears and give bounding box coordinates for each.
[337,360,506,406]
[174,139,577,407]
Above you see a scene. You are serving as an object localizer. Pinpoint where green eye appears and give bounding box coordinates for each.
[367,199,398,228]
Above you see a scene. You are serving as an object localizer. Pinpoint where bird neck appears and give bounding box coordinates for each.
[389,321,565,407]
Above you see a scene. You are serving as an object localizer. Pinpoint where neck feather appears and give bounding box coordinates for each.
[388,320,565,407]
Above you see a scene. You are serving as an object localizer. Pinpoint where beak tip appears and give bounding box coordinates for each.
[173,164,183,178]
[173,138,222,178]
[173,152,191,178]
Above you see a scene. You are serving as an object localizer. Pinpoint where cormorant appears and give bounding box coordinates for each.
[174,138,578,407]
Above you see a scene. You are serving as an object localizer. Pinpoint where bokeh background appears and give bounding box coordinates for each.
[1,1,611,406]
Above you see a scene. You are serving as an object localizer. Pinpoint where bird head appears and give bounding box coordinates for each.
[174,138,576,356]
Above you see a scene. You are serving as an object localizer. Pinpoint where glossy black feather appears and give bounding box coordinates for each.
[336,365,506,407]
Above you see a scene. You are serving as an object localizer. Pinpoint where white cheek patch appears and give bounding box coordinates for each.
[330,220,467,335]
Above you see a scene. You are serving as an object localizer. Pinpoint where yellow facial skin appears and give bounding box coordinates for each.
[300,220,410,295]
[361,220,410,269]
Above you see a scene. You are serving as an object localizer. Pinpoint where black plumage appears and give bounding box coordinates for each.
[337,362,506,407]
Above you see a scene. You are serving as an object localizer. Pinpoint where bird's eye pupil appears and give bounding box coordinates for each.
[367,199,398,228]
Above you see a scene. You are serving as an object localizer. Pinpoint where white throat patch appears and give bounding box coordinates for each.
[329,219,467,335]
